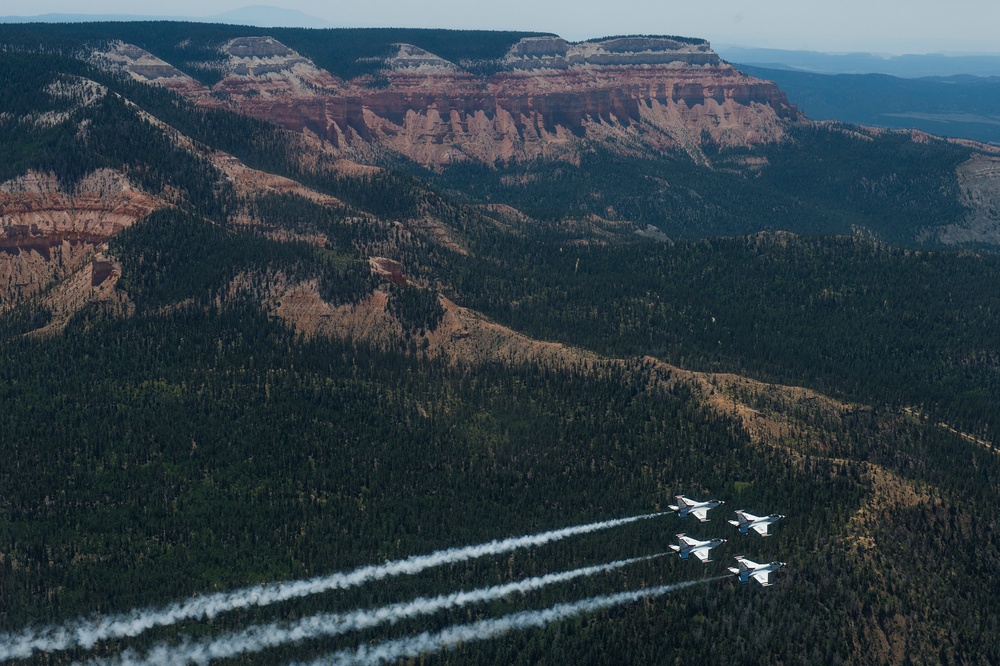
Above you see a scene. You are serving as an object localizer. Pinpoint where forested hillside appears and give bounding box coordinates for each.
[0,22,548,82]
[426,127,973,243]
[437,232,1000,442]
[1,24,999,666]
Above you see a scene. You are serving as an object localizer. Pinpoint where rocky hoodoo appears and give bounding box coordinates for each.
[109,35,801,167]
[369,257,407,286]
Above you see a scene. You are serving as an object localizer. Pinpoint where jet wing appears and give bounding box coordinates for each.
[751,570,773,586]
[693,548,712,562]
[677,535,699,547]
[751,522,771,536]
[690,507,711,522]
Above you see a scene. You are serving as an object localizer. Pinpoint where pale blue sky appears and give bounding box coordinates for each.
[2,0,999,54]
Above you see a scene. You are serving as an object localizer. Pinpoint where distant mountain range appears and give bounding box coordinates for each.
[736,64,1000,145]
[0,4,333,28]
[714,46,1000,144]
[716,45,1000,78]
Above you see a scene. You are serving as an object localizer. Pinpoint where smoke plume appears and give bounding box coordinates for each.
[296,576,728,666]
[1,512,664,660]
[86,555,663,666]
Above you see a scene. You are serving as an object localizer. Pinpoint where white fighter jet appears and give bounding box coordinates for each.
[728,510,785,536]
[727,556,785,587]
[668,495,725,522]
[669,533,727,562]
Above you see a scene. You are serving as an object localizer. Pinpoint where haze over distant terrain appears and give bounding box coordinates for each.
[0,5,334,28]
[718,46,1000,78]
[3,1,1000,54]
[736,63,1000,145]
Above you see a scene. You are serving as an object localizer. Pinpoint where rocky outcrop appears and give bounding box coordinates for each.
[356,46,797,164]
[108,34,800,167]
[24,248,133,337]
[385,43,461,74]
[91,254,115,286]
[0,169,161,250]
[369,257,407,286]
[502,36,721,69]
[0,169,161,309]
[210,37,358,145]
[93,43,216,101]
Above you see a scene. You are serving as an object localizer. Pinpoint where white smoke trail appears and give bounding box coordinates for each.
[1,512,664,660]
[86,554,664,666]
[297,576,728,666]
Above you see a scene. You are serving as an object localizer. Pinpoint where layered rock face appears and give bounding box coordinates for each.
[0,169,160,251]
[108,35,801,166]
[94,42,217,101]
[212,37,355,144]
[0,169,161,309]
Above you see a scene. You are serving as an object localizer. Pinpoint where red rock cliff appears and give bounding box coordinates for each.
[109,35,801,167]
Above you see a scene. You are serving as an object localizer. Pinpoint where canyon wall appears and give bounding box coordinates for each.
[107,35,801,166]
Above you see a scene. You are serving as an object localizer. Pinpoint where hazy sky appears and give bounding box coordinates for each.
[4,0,1000,54]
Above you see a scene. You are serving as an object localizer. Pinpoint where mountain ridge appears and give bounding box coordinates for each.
[716,45,1000,78]
[95,33,799,166]
[733,63,1000,146]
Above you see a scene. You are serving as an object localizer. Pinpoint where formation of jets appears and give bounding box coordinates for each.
[668,495,787,586]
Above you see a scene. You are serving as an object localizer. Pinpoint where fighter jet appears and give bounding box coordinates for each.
[727,556,785,587]
[728,510,785,536]
[668,495,725,522]
[669,533,727,562]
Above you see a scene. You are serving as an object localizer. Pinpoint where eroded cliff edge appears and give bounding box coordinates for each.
[103,34,801,166]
